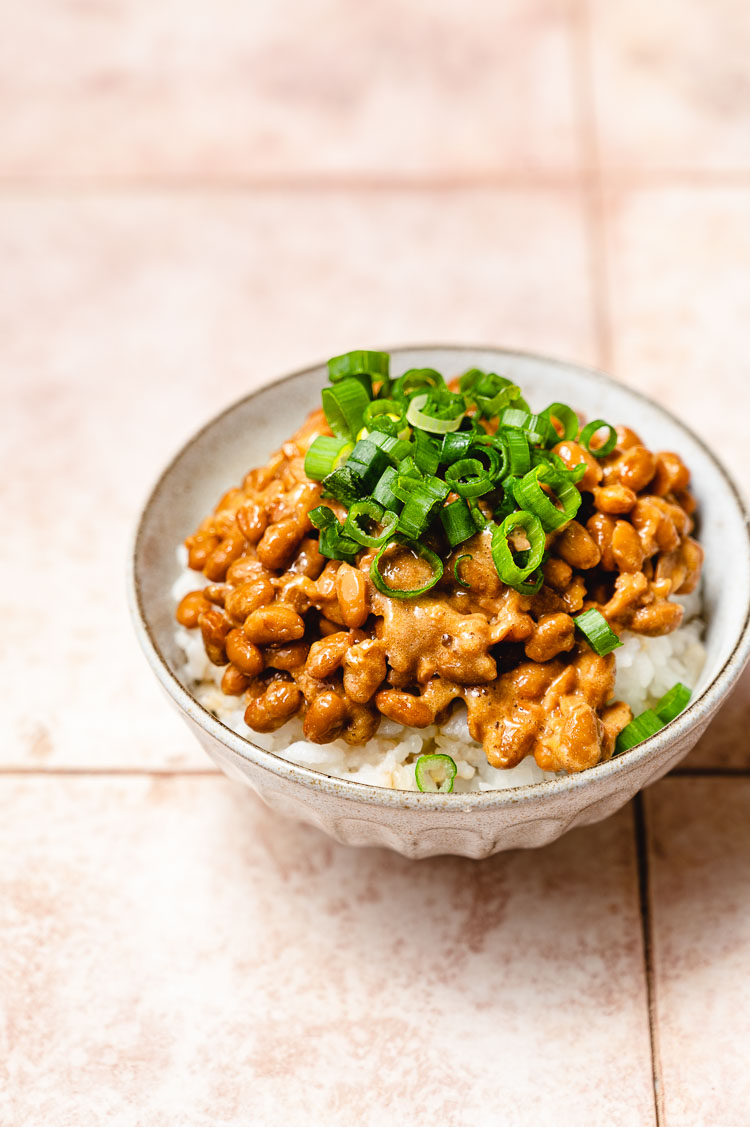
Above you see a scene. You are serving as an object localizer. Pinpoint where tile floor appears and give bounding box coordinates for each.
[2,1,749,1123]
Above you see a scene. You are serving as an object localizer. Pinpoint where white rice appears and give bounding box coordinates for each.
[172,550,706,791]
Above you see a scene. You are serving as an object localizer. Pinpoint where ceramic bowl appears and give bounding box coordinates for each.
[128,347,750,859]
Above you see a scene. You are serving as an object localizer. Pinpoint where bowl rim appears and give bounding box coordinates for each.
[128,344,750,810]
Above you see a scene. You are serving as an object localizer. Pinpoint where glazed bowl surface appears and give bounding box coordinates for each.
[129,347,750,858]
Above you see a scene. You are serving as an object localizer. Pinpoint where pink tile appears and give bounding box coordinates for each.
[647,778,750,1126]
[605,186,750,499]
[0,777,654,1126]
[0,0,579,179]
[684,663,750,768]
[0,189,595,768]
[590,0,750,171]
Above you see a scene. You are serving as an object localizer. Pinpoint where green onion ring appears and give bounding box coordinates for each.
[343,499,399,548]
[445,457,494,499]
[406,392,465,434]
[364,398,405,433]
[453,554,472,588]
[503,428,531,477]
[328,350,389,382]
[370,537,444,599]
[580,419,617,458]
[512,464,582,531]
[415,753,457,793]
[304,435,353,481]
[491,510,545,593]
[393,368,445,401]
[543,402,579,442]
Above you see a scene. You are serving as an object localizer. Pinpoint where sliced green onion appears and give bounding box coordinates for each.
[415,753,457,793]
[453,554,472,588]
[372,466,403,512]
[512,463,582,531]
[397,477,450,540]
[406,392,465,434]
[363,398,404,435]
[304,435,352,481]
[320,465,365,507]
[580,419,617,458]
[654,682,692,724]
[343,499,399,548]
[614,681,692,756]
[321,378,371,439]
[476,384,522,418]
[440,430,474,465]
[493,480,518,523]
[391,461,425,503]
[458,368,487,392]
[370,537,444,599]
[345,438,390,490]
[412,428,440,475]
[491,511,545,594]
[309,506,360,562]
[366,430,412,465]
[467,437,506,480]
[468,499,487,531]
[499,407,556,446]
[615,709,664,755]
[439,498,479,547]
[539,449,588,484]
[309,505,337,531]
[366,415,398,437]
[544,402,579,442]
[328,350,389,383]
[459,370,520,417]
[445,457,494,499]
[573,608,623,656]
[392,368,445,401]
[503,428,531,477]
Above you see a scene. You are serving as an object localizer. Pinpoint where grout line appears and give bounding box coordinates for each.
[571,0,613,374]
[0,766,222,777]
[0,172,588,195]
[634,793,664,1127]
[0,171,748,196]
[670,765,750,777]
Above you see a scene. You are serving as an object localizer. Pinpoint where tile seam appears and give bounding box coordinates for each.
[0,172,748,196]
[634,793,664,1127]
[571,0,612,372]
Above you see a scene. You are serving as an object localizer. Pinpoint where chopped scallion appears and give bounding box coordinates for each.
[439,498,478,547]
[304,435,352,481]
[579,419,617,458]
[321,378,371,439]
[453,554,472,588]
[491,511,545,594]
[415,753,457,793]
[370,537,444,599]
[654,682,692,724]
[614,709,664,755]
[573,608,623,656]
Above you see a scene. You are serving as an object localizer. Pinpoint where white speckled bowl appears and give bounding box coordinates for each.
[129,347,750,858]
